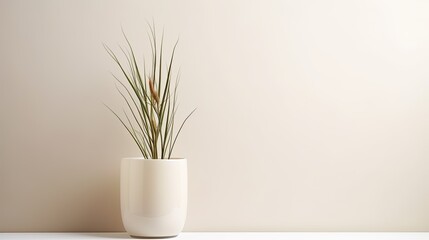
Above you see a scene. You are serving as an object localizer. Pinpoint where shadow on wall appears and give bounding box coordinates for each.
[71,172,124,231]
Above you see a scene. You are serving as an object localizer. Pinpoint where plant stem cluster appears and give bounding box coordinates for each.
[105,25,195,159]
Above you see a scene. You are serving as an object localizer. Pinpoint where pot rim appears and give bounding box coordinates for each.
[122,157,186,162]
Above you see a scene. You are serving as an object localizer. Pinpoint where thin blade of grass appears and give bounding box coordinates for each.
[104,104,147,157]
[168,108,196,158]
[116,85,153,153]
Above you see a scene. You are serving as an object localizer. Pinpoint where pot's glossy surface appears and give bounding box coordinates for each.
[121,158,187,238]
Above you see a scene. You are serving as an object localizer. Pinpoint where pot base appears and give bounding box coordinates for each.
[130,235,178,239]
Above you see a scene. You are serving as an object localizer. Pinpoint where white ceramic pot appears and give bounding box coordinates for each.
[120,158,187,238]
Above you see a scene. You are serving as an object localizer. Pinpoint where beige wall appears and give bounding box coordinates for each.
[1,0,429,232]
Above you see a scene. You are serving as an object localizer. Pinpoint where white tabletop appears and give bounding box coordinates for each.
[1,232,429,240]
